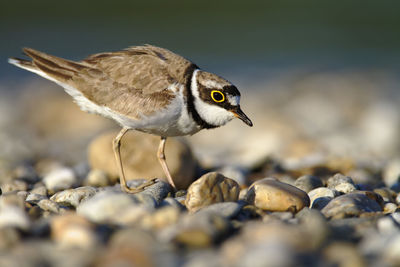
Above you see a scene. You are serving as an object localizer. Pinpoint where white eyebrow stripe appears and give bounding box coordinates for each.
[227,95,240,106]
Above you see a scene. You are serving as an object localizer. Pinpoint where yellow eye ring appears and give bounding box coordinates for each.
[211,90,225,103]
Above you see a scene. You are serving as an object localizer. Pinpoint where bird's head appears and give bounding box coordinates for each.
[191,70,253,128]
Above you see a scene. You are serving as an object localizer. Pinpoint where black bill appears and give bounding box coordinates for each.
[232,106,253,127]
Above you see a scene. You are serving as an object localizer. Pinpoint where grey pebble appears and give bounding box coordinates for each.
[134,179,172,205]
[43,167,78,192]
[294,175,323,193]
[327,173,355,189]
[197,202,243,219]
[322,193,382,219]
[76,190,141,224]
[50,186,97,208]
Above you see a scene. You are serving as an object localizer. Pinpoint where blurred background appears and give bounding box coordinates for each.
[1,0,400,175]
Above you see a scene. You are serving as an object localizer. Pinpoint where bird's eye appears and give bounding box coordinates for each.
[211,90,225,103]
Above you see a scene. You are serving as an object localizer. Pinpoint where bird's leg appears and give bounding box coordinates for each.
[157,137,176,189]
[113,128,156,193]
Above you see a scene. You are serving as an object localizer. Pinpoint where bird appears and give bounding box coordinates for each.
[9,45,253,193]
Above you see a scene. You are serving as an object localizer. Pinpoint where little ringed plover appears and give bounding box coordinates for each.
[9,45,253,193]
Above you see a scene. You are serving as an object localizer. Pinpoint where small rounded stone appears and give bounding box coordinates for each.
[335,182,357,194]
[85,169,111,187]
[246,178,310,213]
[308,187,338,206]
[185,172,239,213]
[51,213,97,248]
[327,173,355,189]
[294,175,323,193]
[43,167,77,192]
[50,186,97,208]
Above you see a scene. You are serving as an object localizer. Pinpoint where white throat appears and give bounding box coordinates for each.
[191,70,235,127]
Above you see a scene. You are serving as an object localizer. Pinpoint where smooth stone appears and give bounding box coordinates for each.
[377,216,399,234]
[311,197,333,210]
[323,242,365,267]
[0,227,20,250]
[51,213,97,248]
[321,193,383,219]
[327,173,355,189]
[50,186,97,208]
[76,191,141,224]
[140,205,181,230]
[37,199,61,213]
[0,179,28,193]
[294,175,323,193]
[185,172,239,213]
[383,233,400,265]
[0,206,30,230]
[0,192,26,209]
[391,212,400,224]
[160,197,186,210]
[163,212,231,248]
[88,131,197,189]
[98,228,156,267]
[384,203,398,213]
[215,165,248,186]
[134,180,172,205]
[373,188,396,203]
[335,182,357,194]
[43,167,78,192]
[246,178,310,213]
[30,184,47,196]
[220,221,310,266]
[26,193,47,203]
[308,187,338,206]
[383,158,400,187]
[85,169,111,187]
[296,208,330,249]
[197,202,243,219]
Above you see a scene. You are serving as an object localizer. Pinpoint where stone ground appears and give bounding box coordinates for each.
[0,69,400,266]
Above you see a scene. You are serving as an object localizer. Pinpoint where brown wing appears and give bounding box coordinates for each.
[21,45,194,119]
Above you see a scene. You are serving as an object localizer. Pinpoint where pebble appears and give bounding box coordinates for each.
[0,205,30,230]
[51,213,97,248]
[30,184,47,196]
[43,167,78,192]
[294,175,323,193]
[76,190,141,224]
[308,187,338,205]
[140,206,180,230]
[215,165,248,186]
[161,212,231,248]
[37,199,61,213]
[246,178,310,212]
[334,182,357,194]
[323,242,365,267]
[0,192,26,209]
[197,202,243,219]
[321,193,383,219]
[0,179,28,193]
[383,233,400,266]
[377,216,399,234]
[0,227,20,250]
[134,180,172,205]
[383,158,400,187]
[296,208,330,249]
[88,131,197,189]
[373,188,396,203]
[50,186,97,208]
[384,203,398,213]
[185,172,239,213]
[85,169,111,187]
[26,193,47,203]
[327,173,355,186]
